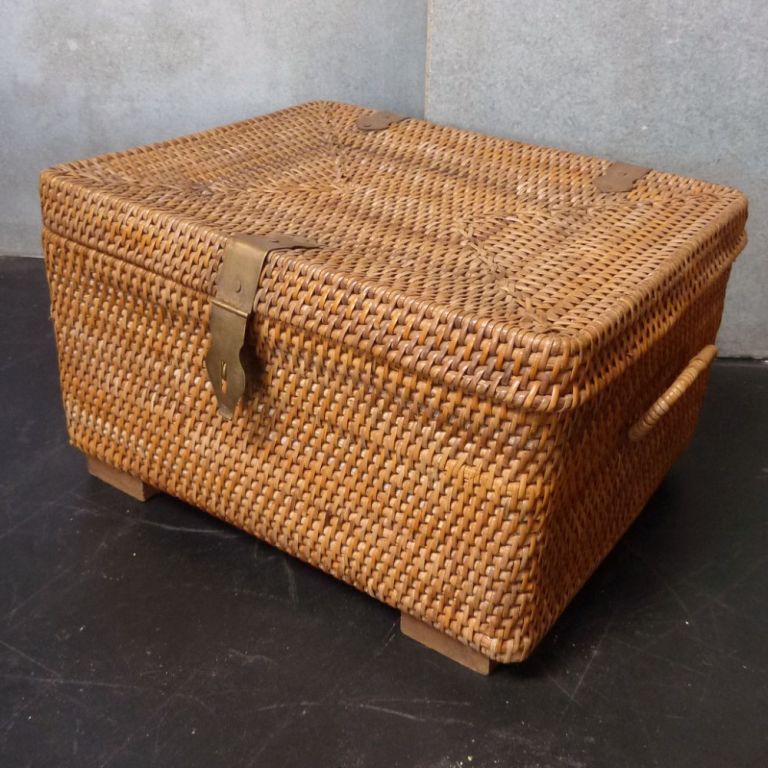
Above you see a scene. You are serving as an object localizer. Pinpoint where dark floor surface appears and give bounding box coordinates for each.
[1,255,767,768]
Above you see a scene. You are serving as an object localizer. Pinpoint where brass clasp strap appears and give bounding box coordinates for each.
[206,233,320,418]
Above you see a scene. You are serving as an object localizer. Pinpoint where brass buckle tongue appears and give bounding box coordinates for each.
[206,233,321,419]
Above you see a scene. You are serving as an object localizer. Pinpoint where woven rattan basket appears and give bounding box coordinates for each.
[41,101,747,671]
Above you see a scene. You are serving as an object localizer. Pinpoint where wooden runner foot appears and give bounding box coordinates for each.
[86,456,157,502]
[400,613,497,675]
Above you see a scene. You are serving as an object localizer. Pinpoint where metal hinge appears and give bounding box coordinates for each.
[356,110,406,132]
[594,162,650,193]
[205,233,321,419]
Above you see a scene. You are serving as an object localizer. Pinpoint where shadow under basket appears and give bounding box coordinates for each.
[42,100,746,672]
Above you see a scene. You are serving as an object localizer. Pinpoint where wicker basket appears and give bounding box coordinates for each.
[40,101,747,669]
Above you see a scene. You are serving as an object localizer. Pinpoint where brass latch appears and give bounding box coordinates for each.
[356,110,406,132]
[206,233,321,418]
[594,162,650,193]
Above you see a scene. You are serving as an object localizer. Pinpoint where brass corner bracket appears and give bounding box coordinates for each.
[206,233,321,419]
[356,110,406,132]
[594,162,650,193]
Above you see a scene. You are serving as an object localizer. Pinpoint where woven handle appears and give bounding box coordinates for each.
[628,345,718,442]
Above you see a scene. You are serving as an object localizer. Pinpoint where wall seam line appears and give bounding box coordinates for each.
[423,0,434,118]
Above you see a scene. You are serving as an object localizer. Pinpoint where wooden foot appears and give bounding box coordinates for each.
[400,613,497,675]
[86,456,157,502]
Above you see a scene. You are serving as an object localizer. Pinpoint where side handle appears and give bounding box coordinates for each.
[628,345,718,442]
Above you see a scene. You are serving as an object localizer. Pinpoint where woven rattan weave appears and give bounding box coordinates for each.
[41,101,747,663]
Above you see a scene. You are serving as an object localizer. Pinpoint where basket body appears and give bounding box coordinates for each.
[41,102,746,662]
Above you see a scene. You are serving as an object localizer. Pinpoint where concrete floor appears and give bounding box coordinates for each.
[1,255,766,768]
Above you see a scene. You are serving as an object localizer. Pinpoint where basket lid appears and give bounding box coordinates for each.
[40,101,747,411]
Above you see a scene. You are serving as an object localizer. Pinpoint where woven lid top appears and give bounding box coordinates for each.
[41,101,747,411]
